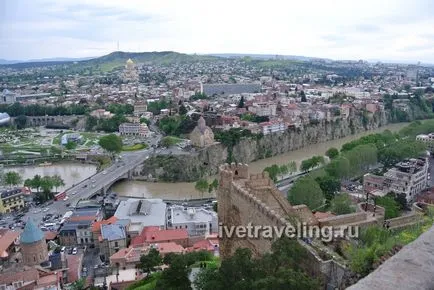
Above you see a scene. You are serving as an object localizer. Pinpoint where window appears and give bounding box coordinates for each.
[0,284,7,290]
[115,241,118,247]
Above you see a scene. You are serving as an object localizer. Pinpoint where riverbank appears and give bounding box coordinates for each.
[112,122,409,199]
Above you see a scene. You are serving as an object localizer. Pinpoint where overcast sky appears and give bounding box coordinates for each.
[1,0,434,62]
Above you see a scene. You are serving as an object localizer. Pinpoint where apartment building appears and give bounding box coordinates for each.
[259,121,286,135]
[100,224,128,262]
[364,157,429,202]
[0,188,25,214]
[416,133,434,152]
[133,103,148,116]
[248,102,277,117]
[167,206,218,237]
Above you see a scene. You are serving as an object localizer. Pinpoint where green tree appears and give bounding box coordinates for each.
[156,255,192,290]
[300,159,313,172]
[51,175,65,193]
[98,134,123,154]
[325,147,339,159]
[4,171,22,187]
[238,96,245,108]
[179,104,188,115]
[65,141,77,150]
[300,90,307,102]
[70,278,86,290]
[15,115,27,129]
[40,176,55,201]
[288,161,297,175]
[330,193,355,215]
[375,196,400,219]
[208,179,219,193]
[315,175,341,203]
[140,248,162,274]
[288,176,325,210]
[325,157,350,180]
[195,179,209,197]
[263,164,280,182]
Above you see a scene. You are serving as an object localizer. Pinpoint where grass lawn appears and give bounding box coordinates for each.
[122,143,148,151]
[161,136,183,147]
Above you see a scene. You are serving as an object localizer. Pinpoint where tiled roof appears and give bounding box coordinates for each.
[156,242,185,255]
[20,218,44,244]
[131,227,188,246]
[91,216,118,232]
[0,268,39,285]
[0,230,19,254]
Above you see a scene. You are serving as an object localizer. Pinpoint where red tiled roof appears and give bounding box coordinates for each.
[0,230,19,254]
[66,254,83,283]
[44,231,58,241]
[0,268,39,285]
[69,216,95,222]
[91,216,118,232]
[157,242,184,255]
[131,227,188,246]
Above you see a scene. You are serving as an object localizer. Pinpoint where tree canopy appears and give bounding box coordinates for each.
[288,176,324,210]
[98,134,123,153]
[330,193,355,215]
[4,171,22,187]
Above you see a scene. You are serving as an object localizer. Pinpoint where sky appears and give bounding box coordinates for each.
[1,0,434,63]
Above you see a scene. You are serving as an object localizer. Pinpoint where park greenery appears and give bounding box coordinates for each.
[0,102,88,117]
[300,155,325,172]
[194,238,319,290]
[240,113,269,123]
[214,128,263,163]
[86,114,128,132]
[329,193,356,215]
[4,171,22,187]
[288,176,325,211]
[122,143,148,151]
[160,136,183,147]
[263,161,296,182]
[98,134,123,154]
[147,100,169,115]
[158,115,197,137]
[132,249,214,290]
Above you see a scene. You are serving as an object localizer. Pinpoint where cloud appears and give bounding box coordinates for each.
[1,0,434,62]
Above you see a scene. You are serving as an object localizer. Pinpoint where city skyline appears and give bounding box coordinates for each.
[1,0,434,62]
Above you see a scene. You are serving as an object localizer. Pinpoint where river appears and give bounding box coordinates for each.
[4,162,97,192]
[5,123,408,199]
[111,122,409,199]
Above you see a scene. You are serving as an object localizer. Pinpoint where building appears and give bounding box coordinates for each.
[202,83,261,96]
[259,121,286,135]
[248,102,277,116]
[90,109,114,119]
[0,268,61,290]
[119,123,150,137]
[133,103,148,116]
[61,133,82,146]
[100,223,128,262]
[167,206,218,237]
[20,219,49,266]
[114,199,167,237]
[59,208,102,246]
[0,188,25,214]
[189,116,215,148]
[364,157,429,202]
[0,89,16,104]
[0,229,20,264]
[123,59,139,82]
[416,133,434,152]
[131,226,189,247]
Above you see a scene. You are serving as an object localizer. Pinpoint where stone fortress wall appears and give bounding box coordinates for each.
[217,163,389,287]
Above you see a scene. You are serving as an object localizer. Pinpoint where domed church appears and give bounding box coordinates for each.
[20,218,48,266]
[189,116,215,147]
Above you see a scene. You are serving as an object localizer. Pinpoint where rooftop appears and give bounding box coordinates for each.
[131,226,188,246]
[101,224,126,241]
[20,218,45,244]
[169,206,217,224]
[114,199,166,229]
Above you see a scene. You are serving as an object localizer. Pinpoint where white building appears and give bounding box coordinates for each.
[416,133,434,152]
[383,157,429,202]
[114,199,167,236]
[167,206,218,237]
[119,123,150,137]
[248,102,277,117]
[133,104,148,116]
[0,89,16,104]
[259,121,286,135]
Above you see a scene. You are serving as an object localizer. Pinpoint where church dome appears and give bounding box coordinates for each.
[20,218,44,244]
[126,58,134,64]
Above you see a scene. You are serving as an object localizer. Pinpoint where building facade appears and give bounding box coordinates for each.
[0,188,25,214]
[119,123,150,137]
[167,206,218,237]
[100,224,127,262]
[20,219,48,266]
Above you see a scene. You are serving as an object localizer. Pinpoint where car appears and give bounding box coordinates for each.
[33,209,41,214]
[82,267,87,272]
[65,203,71,207]
[61,246,66,253]
[102,171,107,175]
[72,248,77,255]
[63,196,69,201]
[92,185,96,188]
[43,208,49,212]
[71,191,77,195]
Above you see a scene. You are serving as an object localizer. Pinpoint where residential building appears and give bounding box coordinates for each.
[90,109,114,119]
[186,234,219,255]
[133,103,148,116]
[259,121,286,135]
[100,224,128,261]
[0,268,61,290]
[119,123,150,137]
[364,157,429,202]
[416,133,434,152]
[91,216,118,249]
[248,102,277,116]
[114,199,167,237]
[59,208,102,246]
[167,206,218,237]
[0,188,25,213]
[131,226,189,247]
[0,229,20,265]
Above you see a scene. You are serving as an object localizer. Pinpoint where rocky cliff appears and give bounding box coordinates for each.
[140,111,389,182]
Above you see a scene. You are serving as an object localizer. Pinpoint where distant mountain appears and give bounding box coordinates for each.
[208,53,332,62]
[0,51,219,70]
[0,56,95,65]
[0,59,21,65]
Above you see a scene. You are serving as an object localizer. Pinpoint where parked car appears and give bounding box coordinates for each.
[72,248,77,255]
